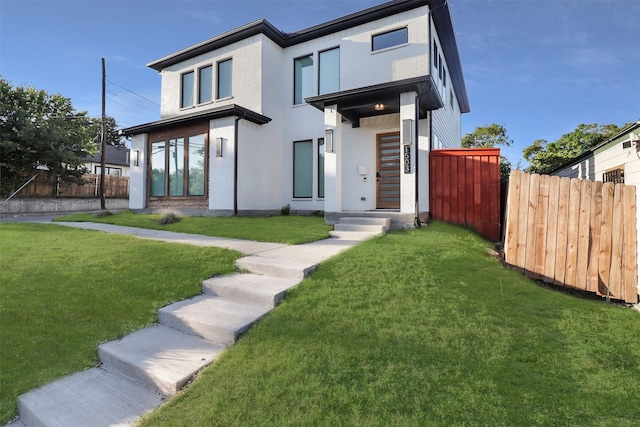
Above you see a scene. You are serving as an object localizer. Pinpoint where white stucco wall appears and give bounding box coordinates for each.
[129,133,147,210]
[208,117,236,213]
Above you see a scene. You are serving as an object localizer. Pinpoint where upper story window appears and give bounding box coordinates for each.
[181,71,194,108]
[198,65,213,104]
[217,59,232,99]
[372,27,407,51]
[319,47,339,95]
[294,55,313,105]
[433,41,438,71]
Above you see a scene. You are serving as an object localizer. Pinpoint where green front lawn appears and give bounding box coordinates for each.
[139,222,640,426]
[0,223,240,424]
[56,211,333,245]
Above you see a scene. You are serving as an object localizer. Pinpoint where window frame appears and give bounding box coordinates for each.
[372,27,408,52]
[293,139,313,198]
[317,138,325,198]
[216,58,233,100]
[293,54,314,105]
[318,47,340,95]
[603,166,625,184]
[180,71,195,108]
[198,65,213,104]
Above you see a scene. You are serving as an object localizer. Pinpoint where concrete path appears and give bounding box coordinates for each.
[6,218,389,427]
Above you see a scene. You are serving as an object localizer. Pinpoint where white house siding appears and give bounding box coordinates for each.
[129,133,147,210]
[160,35,264,118]
[208,117,236,214]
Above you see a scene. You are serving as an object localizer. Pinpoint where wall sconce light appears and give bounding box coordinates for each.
[402,119,413,146]
[325,129,334,153]
[374,103,385,111]
[216,137,224,158]
[132,150,139,167]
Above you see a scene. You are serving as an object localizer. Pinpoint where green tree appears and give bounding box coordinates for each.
[0,77,97,196]
[89,116,125,148]
[523,123,626,174]
[461,123,513,181]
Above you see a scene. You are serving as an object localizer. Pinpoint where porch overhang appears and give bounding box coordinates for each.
[122,104,271,136]
[305,75,443,127]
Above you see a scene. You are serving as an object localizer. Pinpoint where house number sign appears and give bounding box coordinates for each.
[404,145,411,174]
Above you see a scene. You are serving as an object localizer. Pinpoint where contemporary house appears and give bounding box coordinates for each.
[123,0,469,228]
[551,120,640,291]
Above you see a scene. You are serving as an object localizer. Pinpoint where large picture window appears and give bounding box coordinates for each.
[181,71,194,108]
[319,48,339,95]
[150,132,207,198]
[294,55,313,105]
[217,59,233,99]
[293,140,313,198]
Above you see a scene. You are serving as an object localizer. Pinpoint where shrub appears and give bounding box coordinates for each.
[93,210,114,218]
[158,212,182,225]
[280,204,290,216]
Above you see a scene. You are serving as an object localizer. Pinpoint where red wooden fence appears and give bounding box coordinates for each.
[429,148,501,241]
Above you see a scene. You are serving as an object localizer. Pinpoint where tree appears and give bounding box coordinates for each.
[0,77,98,196]
[462,123,513,181]
[523,123,627,174]
[89,116,125,148]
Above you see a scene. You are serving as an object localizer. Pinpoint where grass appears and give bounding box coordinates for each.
[0,223,240,424]
[137,222,640,427]
[56,211,332,244]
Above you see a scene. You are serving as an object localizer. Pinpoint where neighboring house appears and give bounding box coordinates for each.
[86,145,131,177]
[551,120,640,294]
[123,0,469,227]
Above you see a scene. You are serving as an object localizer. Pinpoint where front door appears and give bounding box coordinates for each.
[376,132,401,209]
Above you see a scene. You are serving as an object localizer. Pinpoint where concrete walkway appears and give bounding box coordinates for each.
[7,218,389,427]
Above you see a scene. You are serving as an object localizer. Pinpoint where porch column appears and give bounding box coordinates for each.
[400,91,418,216]
[324,104,342,213]
[129,133,147,210]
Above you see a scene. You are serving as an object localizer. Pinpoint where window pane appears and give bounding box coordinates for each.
[151,141,166,197]
[319,48,339,95]
[318,138,325,198]
[372,28,408,51]
[293,140,312,197]
[181,72,194,108]
[199,66,212,104]
[217,59,232,99]
[294,55,313,104]
[188,134,206,196]
[168,138,184,196]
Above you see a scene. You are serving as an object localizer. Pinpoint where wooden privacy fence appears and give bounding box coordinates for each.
[429,148,501,241]
[504,170,638,304]
[18,172,129,198]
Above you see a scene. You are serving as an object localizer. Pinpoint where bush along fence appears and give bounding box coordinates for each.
[17,171,129,198]
[504,170,638,304]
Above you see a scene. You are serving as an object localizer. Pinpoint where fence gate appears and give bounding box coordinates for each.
[429,148,501,241]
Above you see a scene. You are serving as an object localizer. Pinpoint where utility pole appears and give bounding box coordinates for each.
[100,57,106,210]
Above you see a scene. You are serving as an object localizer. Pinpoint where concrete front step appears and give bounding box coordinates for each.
[98,325,225,396]
[157,295,271,347]
[236,255,316,280]
[333,223,385,233]
[202,273,301,308]
[328,230,382,240]
[338,217,390,228]
[16,367,163,427]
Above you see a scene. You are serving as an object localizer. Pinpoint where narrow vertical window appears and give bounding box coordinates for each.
[293,140,313,197]
[217,59,232,99]
[188,134,206,196]
[443,68,447,87]
[433,41,438,71]
[438,55,443,80]
[168,138,185,196]
[198,66,212,104]
[294,55,313,105]
[181,71,194,108]
[318,138,325,198]
[319,48,339,95]
[151,141,166,196]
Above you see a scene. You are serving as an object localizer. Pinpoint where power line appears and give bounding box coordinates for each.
[106,78,160,106]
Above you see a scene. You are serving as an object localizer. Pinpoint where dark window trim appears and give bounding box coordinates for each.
[180,70,195,108]
[197,64,213,104]
[317,137,325,198]
[371,26,408,52]
[293,139,313,198]
[216,57,233,100]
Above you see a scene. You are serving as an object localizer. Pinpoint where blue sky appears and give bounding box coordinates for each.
[1,0,638,167]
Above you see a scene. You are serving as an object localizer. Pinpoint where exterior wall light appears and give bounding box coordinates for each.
[132,150,139,167]
[325,129,334,153]
[374,103,385,111]
[402,119,414,146]
[216,137,224,158]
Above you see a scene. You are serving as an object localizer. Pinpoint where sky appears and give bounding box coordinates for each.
[1,0,639,167]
